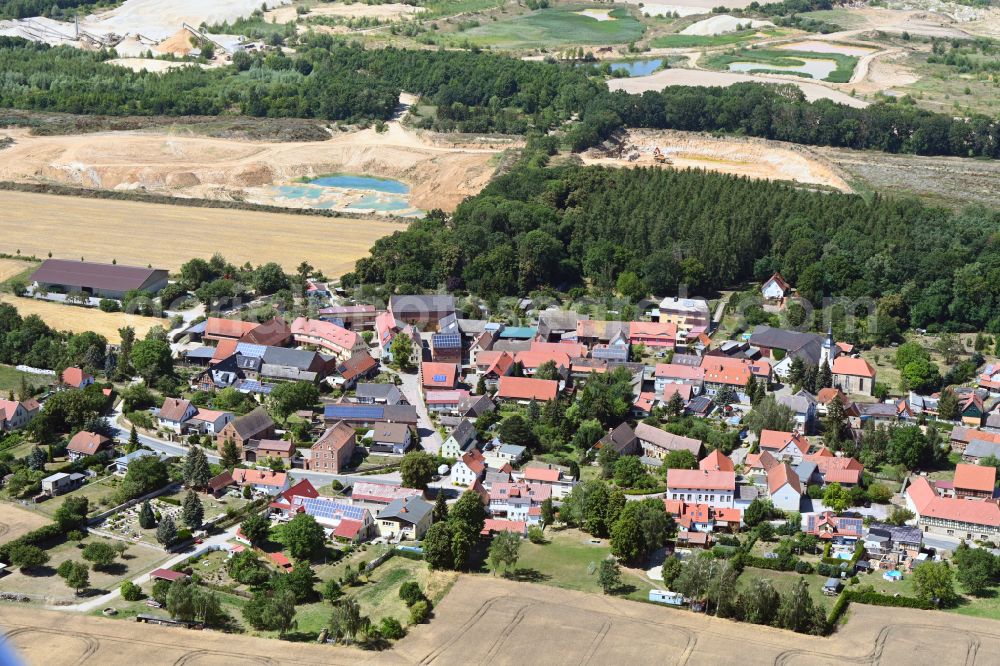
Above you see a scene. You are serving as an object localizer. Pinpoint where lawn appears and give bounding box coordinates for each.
[0,533,170,600]
[650,30,757,48]
[35,477,121,518]
[701,48,858,83]
[447,7,645,49]
[489,527,653,599]
[738,566,837,613]
[0,363,44,392]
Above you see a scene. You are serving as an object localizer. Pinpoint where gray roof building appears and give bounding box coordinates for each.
[749,326,826,365]
[356,383,403,405]
[377,496,433,526]
[964,439,1000,460]
[31,259,168,296]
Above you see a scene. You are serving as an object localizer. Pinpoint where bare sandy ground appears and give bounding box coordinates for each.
[0,122,501,213]
[106,58,208,73]
[265,2,424,23]
[608,68,869,108]
[5,576,1000,664]
[0,503,52,543]
[0,295,170,342]
[0,189,402,278]
[82,0,291,41]
[582,129,851,192]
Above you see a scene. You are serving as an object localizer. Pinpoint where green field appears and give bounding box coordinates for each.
[651,30,758,48]
[701,48,858,83]
[0,364,45,393]
[446,6,645,49]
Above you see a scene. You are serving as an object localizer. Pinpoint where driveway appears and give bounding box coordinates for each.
[396,370,443,455]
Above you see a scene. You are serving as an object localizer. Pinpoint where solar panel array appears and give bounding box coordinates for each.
[236,343,267,358]
[432,332,461,349]
[302,497,365,521]
[433,374,447,382]
[238,380,274,395]
[324,404,386,420]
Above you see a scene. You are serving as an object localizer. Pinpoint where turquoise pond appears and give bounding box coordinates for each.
[268,174,421,216]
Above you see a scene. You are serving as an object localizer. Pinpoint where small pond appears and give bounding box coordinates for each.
[728,58,837,80]
[608,58,665,76]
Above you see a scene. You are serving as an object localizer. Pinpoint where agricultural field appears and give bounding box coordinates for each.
[0,191,404,280]
[0,294,168,343]
[650,29,758,48]
[0,258,36,283]
[443,6,646,49]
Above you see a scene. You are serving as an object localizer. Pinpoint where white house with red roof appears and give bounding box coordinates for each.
[954,463,997,500]
[291,317,366,361]
[629,321,676,351]
[666,469,736,508]
[489,480,551,524]
[451,449,487,486]
[802,450,864,487]
[497,376,559,403]
[654,363,704,396]
[905,475,1000,542]
[516,466,574,498]
[61,367,94,389]
[699,450,735,473]
[0,398,38,432]
[766,463,802,511]
[761,272,790,301]
[231,468,290,496]
[758,430,809,465]
[421,362,459,391]
[831,356,877,396]
[350,481,424,511]
[664,500,741,533]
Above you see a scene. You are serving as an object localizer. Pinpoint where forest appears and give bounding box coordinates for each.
[345,162,1000,335]
[1,36,998,158]
[571,83,1000,158]
[0,0,115,20]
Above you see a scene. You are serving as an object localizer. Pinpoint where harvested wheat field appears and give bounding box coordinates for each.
[583,129,851,191]
[0,190,400,278]
[0,503,51,543]
[0,121,500,213]
[0,295,169,342]
[0,258,36,282]
[391,576,1000,665]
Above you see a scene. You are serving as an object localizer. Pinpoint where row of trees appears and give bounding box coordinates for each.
[348,162,1000,335]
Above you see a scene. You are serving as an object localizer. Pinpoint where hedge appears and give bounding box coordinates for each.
[0,523,65,561]
[826,587,934,632]
[742,554,798,571]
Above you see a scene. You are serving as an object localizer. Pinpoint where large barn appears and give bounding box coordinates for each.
[31,259,169,299]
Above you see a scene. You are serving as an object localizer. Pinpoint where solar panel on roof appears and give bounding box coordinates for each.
[432,333,461,348]
[238,380,274,395]
[325,404,385,420]
[433,374,447,382]
[235,343,267,358]
[302,498,365,521]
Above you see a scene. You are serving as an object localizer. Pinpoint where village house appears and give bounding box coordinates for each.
[286,495,373,542]
[186,408,234,435]
[376,496,434,540]
[699,450,735,473]
[476,351,515,389]
[700,355,770,399]
[863,523,923,571]
[260,346,334,384]
[758,430,809,465]
[635,422,703,460]
[951,426,1000,453]
[157,397,198,433]
[216,407,276,455]
[496,376,559,404]
[42,472,86,496]
[388,294,456,328]
[664,500,741,534]
[832,356,877,396]
[368,422,412,455]
[802,450,864,487]
[806,512,863,550]
[355,383,403,406]
[761,272,790,301]
[308,421,356,473]
[654,363,705,396]
[61,367,94,389]
[597,423,641,457]
[243,438,297,466]
[766,463,802,511]
[31,258,168,299]
[905,476,1000,542]
[349,481,424,512]
[954,463,996,500]
[518,466,575,499]
[66,431,111,461]
[745,450,779,476]
[318,304,376,330]
[322,403,419,427]
[112,449,169,475]
[0,398,39,432]
[430,328,463,364]
[959,393,986,426]
[629,321,677,353]
[232,468,290,496]
[442,419,478,459]
[291,317,367,361]
[489,480,550,524]
[421,362,459,391]
[963,438,1000,463]
[425,389,471,414]
[332,352,379,389]
[777,391,818,434]
[666,469,736,509]
[656,297,711,336]
[451,449,487,486]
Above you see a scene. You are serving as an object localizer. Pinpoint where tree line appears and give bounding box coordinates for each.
[347,162,1000,334]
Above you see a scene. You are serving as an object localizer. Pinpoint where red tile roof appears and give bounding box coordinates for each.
[159,397,193,422]
[667,469,736,491]
[954,463,997,494]
[832,356,876,378]
[67,431,109,456]
[292,317,361,352]
[522,467,560,483]
[660,384,694,403]
[746,450,779,472]
[333,519,363,540]
[768,463,801,495]
[422,362,459,389]
[699,450,734,473]
[282,479,318,503]
[150,568,189,582]
[497,376,559,402]
[908,476,1000,528]
[211,338,238,364]
[232,468,288,488]
[759,430,809,455]
[764,272,790,292]
[61,367,92,387]
[205,317,258,340]
[655,363,705,381]
[481,518,527,536]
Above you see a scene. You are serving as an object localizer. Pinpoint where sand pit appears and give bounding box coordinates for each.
[0,122,499,213]
[0,503,51,543]
[106,58,205,72]
[680,14,773,35]
[608,67,869,107]
[582,129,851,191]
[0,295,169,342]
[266,2,424,23]
[0,189,403,279]
[80,0,291,41]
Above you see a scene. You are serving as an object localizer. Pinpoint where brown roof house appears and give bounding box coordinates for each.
[31,259,168,299]
[308,421,356,474]
[216,407,275,454]
[67,430,112,460]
